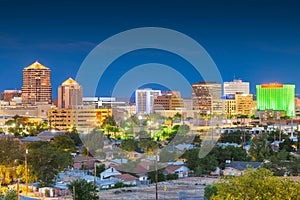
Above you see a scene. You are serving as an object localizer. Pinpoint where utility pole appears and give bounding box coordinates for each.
[155,156,158,200]
[17,178,20,200]
[25,147,28,196]
[73,186,75,200]
[94,162,97,197]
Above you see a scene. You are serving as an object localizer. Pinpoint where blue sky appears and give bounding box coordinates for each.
[0,0,300,98]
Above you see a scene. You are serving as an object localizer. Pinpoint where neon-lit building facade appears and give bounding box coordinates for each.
[256,83,295,117]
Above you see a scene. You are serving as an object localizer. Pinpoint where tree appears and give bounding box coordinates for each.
[211,168,300,199]
[177,124,190,135]
[66,127,82,146]
[279,135,296,152]
[102,115,116,127]
[204,185,217,200]
[0,137,24,166]
[51,134,76,152]
[80,129,105,157]
[3,190,17,200]
[121,139,138,152]
[95,164,105,177]
[212,146,251,169]
[249,133,273,162]
[219,131,251,145]
[173,112,182,120]
[139,138,159,155]
[147,168,165,183]
[27,141,72,187]
[67,179,98,200]
[263,150,300,176]
[181,148,218,176]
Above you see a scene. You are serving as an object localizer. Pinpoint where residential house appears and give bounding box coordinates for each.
[114,174,138,185]
[164,165,190,178]
[100,166,121,180]
[223,161,263,176]
[73,155,96,169]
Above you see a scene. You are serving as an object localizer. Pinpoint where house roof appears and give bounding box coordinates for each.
[113,163,148,175]
[164,165,186,174]
[114,174,138,182]
[226,161,262,171]
[74,155,95,163]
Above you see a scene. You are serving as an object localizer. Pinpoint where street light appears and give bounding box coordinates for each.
[14,147,29,196]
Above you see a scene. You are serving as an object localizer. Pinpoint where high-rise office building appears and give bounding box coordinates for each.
[135,88,161,114]
[21,61,52,105]
[153,91,184,111]
[224,79,250,95]
[58,78,83,109]
[256,83,295,117]
[192,82,222,114]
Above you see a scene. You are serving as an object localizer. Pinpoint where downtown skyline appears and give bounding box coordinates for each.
[0,0,300,98]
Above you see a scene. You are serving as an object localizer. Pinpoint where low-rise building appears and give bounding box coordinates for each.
[223,161,262,176]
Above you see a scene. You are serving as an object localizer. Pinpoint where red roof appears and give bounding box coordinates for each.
[114,174,138,181]
[164,165,185,174]
[113,163,148,175]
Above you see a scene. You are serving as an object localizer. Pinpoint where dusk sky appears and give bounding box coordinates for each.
[1,0,300,98]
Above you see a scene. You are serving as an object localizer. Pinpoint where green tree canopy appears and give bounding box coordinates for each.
[211,168,300,200]
[51,134,76,152]
[27,141,72,187]
[249,133,273,162]
[67,179,98,200]
[121,139,138,152]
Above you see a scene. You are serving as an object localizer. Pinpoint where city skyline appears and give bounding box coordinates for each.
[1,0,300,98]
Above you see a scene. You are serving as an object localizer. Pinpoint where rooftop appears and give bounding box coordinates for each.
[62,77,79,86]
[24,61,49,70]
[114,174,138,181]
[226,161,263,171]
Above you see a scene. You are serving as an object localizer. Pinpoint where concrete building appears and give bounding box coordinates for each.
[82,97,126,108]
[1,90,22,102]
[256,83,295,117]
[192,82,222,115]
[153,91,184,111]
[223,99,237,117]
[135,88,161,114]
[223,79,250,95]
[58,78,82,109]
[235,94,256,116]
[48,106,112,132]
[21,61,52,105]
[0,103,52,119]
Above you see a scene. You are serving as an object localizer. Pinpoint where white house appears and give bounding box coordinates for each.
[164,165,190,178]
[100,167,121,180]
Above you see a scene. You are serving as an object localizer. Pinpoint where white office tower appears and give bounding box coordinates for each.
[135,88,161,114]
[224,79,250,95]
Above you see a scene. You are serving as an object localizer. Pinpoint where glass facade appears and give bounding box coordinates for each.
[256,84,295,117]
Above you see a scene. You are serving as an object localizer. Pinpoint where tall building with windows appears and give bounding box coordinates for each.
[256,83,295,117]
[135,88,161,114]
[21,61,52,105]
[153,91,184,111]
[192,82,222,114]
[224,79,250,95]
[58,78,83,109]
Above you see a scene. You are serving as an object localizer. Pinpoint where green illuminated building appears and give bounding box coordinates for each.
[256,83,295,117]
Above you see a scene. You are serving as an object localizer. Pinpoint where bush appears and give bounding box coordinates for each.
[45,189,50,197]
[166,174,178,180]
[204,185,217,200]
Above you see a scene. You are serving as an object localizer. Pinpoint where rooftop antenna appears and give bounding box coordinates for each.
[233,73,236,81]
